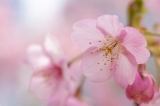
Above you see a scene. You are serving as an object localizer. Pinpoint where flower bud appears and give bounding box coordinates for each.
[126,66,154,104]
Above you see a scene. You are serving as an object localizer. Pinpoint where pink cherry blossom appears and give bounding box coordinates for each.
[126,71,154,104]
[71,14,150,88]
[140,89,160,106]
[27,35,76,104]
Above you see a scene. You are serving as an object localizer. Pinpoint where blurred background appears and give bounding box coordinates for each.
[0,0,160,106]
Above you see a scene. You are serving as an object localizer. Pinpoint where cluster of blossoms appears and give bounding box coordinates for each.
[26,14,160,106]
[71,14,159,105]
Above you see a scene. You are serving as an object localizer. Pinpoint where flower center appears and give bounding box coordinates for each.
[89,36,121,71]
[43,65,63,82]
[101,40,118,56]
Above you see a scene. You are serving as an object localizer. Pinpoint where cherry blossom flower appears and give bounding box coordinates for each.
[71,14,150,88]
[126,71,154,104]
[27,35,76,104]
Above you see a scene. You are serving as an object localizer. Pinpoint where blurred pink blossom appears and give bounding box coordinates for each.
[71,14,150,88]
[27,35,76,105]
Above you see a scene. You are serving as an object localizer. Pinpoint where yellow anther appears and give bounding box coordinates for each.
[97,62,100,64]
[100,69,102,71]
[90,52,93,54]
[109,50,113,54]
[110,68,112,71]
[89,42,92,44]
[99,40,101,42]
[111,57,114,60]
[105,52,109,56]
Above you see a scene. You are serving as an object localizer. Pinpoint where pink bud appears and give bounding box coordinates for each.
[126,71,154,104]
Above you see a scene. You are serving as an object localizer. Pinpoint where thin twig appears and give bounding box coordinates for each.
[68,53,83,67]
[143,32,160,36]
[75,75,86,97]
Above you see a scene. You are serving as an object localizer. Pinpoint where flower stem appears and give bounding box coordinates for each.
[128,0,145,28]
[155,56,160,86]
[74,75,86,98]
[68,53,83,67]
[143,31,160,36]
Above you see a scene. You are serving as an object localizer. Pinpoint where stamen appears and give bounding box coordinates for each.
[105,51,109,56]
[110,55,119,70]
[92,37,121,71]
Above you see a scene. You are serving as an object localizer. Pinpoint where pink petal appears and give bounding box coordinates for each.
[97,15,124,37]
[58,59,76,94]
[142,78,154,103]
[47,89,69,106]
[71,19,105,50]
[126,72,151,99]
[82,47,114,82]
[29,67,70,101]
[122,27,150,64]
[29,71,56,100]
[117,29,127,43]
[44,34,64,61]
[27,44,51,71]
[113,50,137,88]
